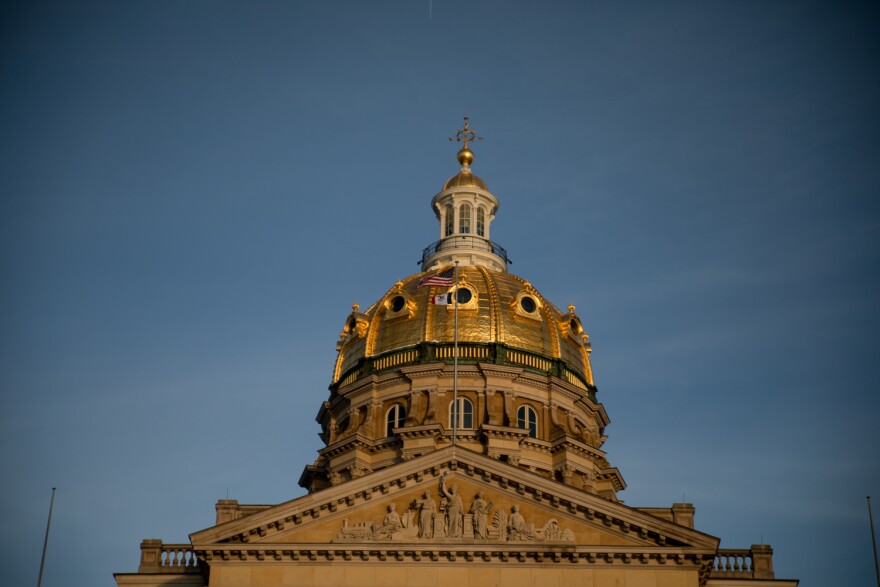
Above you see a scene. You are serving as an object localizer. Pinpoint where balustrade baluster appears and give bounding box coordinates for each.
[710,550,757,578]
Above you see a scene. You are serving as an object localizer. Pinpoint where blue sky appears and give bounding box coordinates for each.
[1,1,878,586]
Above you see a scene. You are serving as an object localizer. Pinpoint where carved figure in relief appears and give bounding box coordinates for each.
[373,503,402,539]
[470,491,493,539]
[506,505,533,541]
[417,490,436,538]
[439,473,463,537]
[542,519,562,541]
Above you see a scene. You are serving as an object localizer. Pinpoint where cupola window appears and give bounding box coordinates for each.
[520,296,536,313]
[450,397,473,430]
[386,404,406,436]
[456,287,472,304]
[444,204,454,237]
[476,207,485,237]
[390,295,406,313]
[459,203,471,234]
[517,405,538,438]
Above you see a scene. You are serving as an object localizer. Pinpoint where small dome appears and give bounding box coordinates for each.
[443,170,489,191]
[332,266,594,392]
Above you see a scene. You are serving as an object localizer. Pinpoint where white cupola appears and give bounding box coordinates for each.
[421,117,508,273]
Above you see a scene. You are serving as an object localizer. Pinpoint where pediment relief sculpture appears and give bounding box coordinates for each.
[333,473,573,543]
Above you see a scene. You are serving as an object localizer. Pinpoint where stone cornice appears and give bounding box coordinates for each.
[194,543,717,567]
[476,362,524,380]
[399,364,447,380]
[549,434,607,461]
[318,434,397,459]
[481,424,529,440]
[598,466,627,492]
[191,447,717,551]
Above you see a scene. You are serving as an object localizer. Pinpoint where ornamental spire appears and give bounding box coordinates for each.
[449,116,483,167]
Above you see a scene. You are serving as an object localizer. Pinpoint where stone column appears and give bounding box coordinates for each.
[423,387,440,424]
[502,391,516,427]
[485,389,500,426]
[559,464,575,486]
[407,389,423,425]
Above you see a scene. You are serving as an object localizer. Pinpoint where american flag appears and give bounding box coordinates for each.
[418,267,455,287]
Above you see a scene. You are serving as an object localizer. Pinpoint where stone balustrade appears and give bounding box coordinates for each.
[711,544,775,579]
[134,538,778,579]
[138,539,200,573]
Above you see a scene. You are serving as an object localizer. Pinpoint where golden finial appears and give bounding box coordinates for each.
[352,302,360,314]
[567,304,576,314]
[449,116,483,167]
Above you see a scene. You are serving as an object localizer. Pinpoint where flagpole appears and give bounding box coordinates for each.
[37,487,55,587]
[869,496,880,587]
[452,261,459,447]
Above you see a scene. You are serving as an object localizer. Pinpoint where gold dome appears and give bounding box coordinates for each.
[442,170,489,191]
[333,266,594,393]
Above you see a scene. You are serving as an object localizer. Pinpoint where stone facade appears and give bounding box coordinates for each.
[115,122,798,587]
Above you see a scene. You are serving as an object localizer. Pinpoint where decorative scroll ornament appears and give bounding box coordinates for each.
[449,116,483,151]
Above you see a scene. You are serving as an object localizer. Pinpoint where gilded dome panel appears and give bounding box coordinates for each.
[337,336,366,380]
[426,272,492,344]
[333,266,594,388]
[559,330,586,372]
[443,171,489,191]
[491,275,554,356]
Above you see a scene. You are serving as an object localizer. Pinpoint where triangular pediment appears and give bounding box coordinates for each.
[191,447,718,558]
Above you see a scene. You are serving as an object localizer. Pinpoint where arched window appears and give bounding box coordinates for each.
[444,204,454,237]
[517,405,538,438]
[386,404,406,436]
[450,397,473,430]
[476,207,485,237]
[459,204,471,234]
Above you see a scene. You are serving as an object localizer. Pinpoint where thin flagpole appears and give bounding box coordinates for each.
[37,487,56,587]
[869,496,880,587]
[452,261,459,446]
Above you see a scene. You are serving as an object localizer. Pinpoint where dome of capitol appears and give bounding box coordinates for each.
[332,265,595,394]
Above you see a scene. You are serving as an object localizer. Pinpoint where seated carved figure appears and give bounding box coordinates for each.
[374,503,402,539]
[507,505,532,541]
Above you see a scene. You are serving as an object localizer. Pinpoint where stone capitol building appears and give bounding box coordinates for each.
[115,120,798,587]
